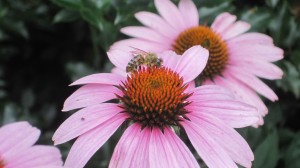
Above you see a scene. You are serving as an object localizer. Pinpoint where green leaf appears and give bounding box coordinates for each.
[51,0,82,10]
[198,2,234,24]
[276,61,300,98]
[253,131,279,168]
[266,0,280,8]
[53,9,80,23]
[283,134,300,168]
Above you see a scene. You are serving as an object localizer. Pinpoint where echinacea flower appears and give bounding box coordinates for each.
[110,0,284,126]
[0,121,63,168]
[53,46,259,168]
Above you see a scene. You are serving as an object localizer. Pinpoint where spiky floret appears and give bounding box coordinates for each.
[117,66,192,129]
[173,26,228,81]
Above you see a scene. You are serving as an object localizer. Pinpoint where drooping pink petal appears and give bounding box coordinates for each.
[186,99,259,128]
[53,103,122,145]
[121,26,172,44]
[181,119,238,168]
[5,145,62,168]
[229,60,283,80]
[154,0,186,32]
[227,67,278,101]
[149,127,179,168]
[187,85,235,102]
[187,114,254,167]
[128,127,151,168]
[228,44,284,62]
[227,32,273,45]
[163,127,200,168]
[0,122,40,160]
[174,45,209,84]
[134,11,178,39]
[70,73,125,86]
[64,113,127,168]
[178,0,199,27]
[211,12,237,35]
[63,84,121,111]
[109,123,147,168]
[107,49,133,71]
[221,21,251,40]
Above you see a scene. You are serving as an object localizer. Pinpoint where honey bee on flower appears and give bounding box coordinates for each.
[126,48,163,73]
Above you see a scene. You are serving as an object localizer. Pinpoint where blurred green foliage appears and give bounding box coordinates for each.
[0,0,300,167]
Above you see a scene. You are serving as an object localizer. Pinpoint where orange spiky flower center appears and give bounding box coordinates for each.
[117,66,192,129]
[173,26,228,82]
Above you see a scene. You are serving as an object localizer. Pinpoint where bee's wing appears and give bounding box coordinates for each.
[129,46,148,56]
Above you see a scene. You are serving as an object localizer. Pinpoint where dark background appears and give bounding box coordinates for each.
[0,0,300,167]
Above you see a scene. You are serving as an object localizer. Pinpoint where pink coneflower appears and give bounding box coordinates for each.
[0,121,63,168]
[110,0,284,126]
[53,46,259,168]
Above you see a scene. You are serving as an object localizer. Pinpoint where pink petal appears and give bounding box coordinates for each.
[65,113,127,168]
[134,11,178,39]
[154,0,186,32]
[181,119,238,168]
[187,85,235,102]
[63,84,121,111]
[188,114,254,167]
[185,80,196,93]
[128,128,151,168]
[211,12,237,35]
[174,45,209,84]
[187,99,259,128]
[229,60,283,80]
[111,67,127,77]
[0,122,40,160]
[164,127,200,168]
[210,76,267,125]
[70,73,125,86]
[221,21,251,40]
[109,124,148,168]
[121,26,171,44]
[109,38,169,54]
[5,145,62,168]
[228,44,284,62]
[227,32,273,45]
[149,127,179,168]
[227,67,278,101]
[158,50,180,71]
[178,0,199,27]
[53,103,122,145]
[107,49,133,71]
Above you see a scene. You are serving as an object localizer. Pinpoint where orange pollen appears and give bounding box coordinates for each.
[0,159,4,168]
[173,26,228,82]
[117,66,192,129]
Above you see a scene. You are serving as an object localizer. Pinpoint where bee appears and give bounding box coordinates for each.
[126,48,163,73]
[126,55,145,73]
[144,53,163,67]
